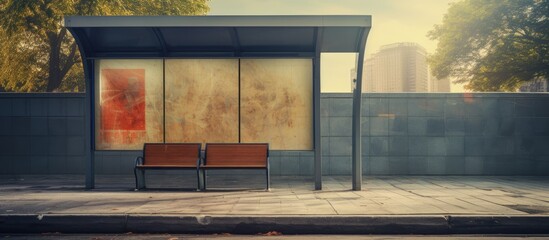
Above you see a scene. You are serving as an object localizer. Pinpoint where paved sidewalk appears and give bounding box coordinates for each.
[0,175,548,234]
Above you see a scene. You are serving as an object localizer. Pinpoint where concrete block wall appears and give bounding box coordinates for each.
[320,95,353,175]
[0,94,86,174]
[269,151,314,176]
[321,93,549,175]
[2,93,549,176]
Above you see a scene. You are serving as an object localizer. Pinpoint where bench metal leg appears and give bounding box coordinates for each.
[142,171,146,189]
[203,169,207,190]
[196,167,202,191]
[266,164,271,191]
[134,168,146,190]
[134,167,139,190]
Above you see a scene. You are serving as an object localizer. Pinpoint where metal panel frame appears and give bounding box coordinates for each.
[65,15,371,190]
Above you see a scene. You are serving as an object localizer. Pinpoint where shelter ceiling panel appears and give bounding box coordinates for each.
[237,27,315,52]
[321,27,362,52]
[159,27,234,51]
[240,59,313,150]
[165,59,239,145]
[85,28,161,52]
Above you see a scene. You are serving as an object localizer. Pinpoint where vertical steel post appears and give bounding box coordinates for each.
[69,28,95,189]
[84,59,95,189]
[352,28,370,191]
[314,28,323,190]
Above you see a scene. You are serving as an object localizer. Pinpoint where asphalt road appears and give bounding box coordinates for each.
[2,234,549,239]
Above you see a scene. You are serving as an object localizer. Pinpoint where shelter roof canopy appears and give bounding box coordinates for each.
[64,15,372,58]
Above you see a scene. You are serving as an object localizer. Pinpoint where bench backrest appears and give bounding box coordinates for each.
[143,143,201,166]
[205,143,268,166]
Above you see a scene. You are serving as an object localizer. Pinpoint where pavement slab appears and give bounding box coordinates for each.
[0,175,548,234]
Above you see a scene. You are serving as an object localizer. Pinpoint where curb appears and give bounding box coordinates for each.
[1,214,548,234]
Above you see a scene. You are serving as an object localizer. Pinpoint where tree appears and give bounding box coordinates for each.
[0,0,209,92]
[428,0,549,91]
[0,29,41,91]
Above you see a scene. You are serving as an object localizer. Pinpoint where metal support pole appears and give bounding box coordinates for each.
[352,28,370,191]
[313,28,323,190]
[68,28,96,189]
[84,59,95,189]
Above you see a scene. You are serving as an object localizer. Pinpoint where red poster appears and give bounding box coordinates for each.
[100,69,146,134]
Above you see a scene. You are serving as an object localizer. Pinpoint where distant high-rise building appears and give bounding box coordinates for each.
[429,68,451,92]
[358,42,430,92]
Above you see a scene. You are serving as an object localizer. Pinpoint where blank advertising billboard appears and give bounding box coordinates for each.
[165,59,239,145]
[240,59,313,150]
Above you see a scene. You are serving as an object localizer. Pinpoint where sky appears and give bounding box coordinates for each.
[209,0,460,92]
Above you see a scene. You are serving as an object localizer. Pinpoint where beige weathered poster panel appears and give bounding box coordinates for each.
[165,59,239,144]
[95,59,163,150]
[240,59,313,150]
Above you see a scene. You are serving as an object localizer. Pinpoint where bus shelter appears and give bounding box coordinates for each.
[64,15,372,190]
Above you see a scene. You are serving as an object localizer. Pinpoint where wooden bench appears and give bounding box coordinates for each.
[201,143,270,191]
[134,143,201,190]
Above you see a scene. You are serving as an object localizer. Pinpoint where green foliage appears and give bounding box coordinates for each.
[0,29,43,92]
[0,0,209,92]
[428,0,549,91]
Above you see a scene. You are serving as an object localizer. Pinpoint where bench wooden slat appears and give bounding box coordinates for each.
[136,165,197,168]
[200,165,266,169]
[143,143,201,166]
[205,143,268,166]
